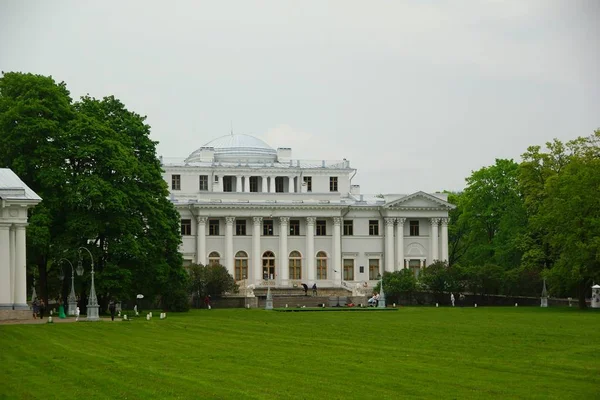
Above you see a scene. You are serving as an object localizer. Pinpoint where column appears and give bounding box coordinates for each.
[396,218,406,270]
[253,217,262,284]
[13,224,28,309]
[214,174,221,192]
[441,218,449,263]
[9,226,16,307]
[225,217,235,276]
[269,176,276,193]
[384,218,395,273]
[306,217,315,283]
[245,176,252,193]
[332,217,342,285]
[196,217,207,265]
[0,224,11,309]
[261,176,268,193]
[236,175,242,192]
[279,217,289,286]
[288,176,294,193]
[430,218,439,264]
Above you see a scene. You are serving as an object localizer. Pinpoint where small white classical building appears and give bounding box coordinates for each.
[0,169,41,314]
[161,134,454,289]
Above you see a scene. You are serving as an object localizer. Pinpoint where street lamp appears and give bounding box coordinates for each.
[377,273,386,309]
[78,247,99,321]
[59,258,81,316]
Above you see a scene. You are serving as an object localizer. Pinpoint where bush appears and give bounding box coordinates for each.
[161,289,191,312]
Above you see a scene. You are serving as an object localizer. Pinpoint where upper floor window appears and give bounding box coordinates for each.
[369,220,379,236]
[303,176,312,192]
[199,175,208,191]
[289,219,300,236]
[275,177,284,193]
[343,220,353,236]
[316,220,327,236]
[181,219,191,236]
[329,177,338,192]
[223,176,233,192]
[209,219,220,236]
[249,176,259,192]
[236,219,246,236]
[410,220,419,236]
[171,174,181,190]
[263,219,274,236]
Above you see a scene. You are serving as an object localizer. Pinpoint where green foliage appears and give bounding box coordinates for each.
[188,263,238,302]
[419,260,453,293]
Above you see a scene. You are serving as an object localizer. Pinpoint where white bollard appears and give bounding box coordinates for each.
[515,303,518,307]
[475,304,478,308]
[393,303,396,308]
[48,316,53,323]
[285,304,288,308]
[436,303,439,308]
[146,314,150,320]
[246,304,250,309]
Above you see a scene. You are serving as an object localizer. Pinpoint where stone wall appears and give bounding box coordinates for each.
[0,310,31,321]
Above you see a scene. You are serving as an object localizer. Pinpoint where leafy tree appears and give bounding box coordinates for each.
[188,263,238,306]
[376,269,417,303]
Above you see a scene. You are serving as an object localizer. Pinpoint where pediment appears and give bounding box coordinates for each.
[384,191,455,209]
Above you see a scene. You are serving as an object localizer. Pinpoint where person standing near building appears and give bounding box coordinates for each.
[32,299,39,319]
[109,300,116,321]
[38,299,46,319]
[312,283,318,296]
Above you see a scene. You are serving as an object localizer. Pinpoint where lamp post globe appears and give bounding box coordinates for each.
[79,247,100,321]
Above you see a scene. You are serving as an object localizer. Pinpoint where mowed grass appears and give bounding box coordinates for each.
[1,308,599,400]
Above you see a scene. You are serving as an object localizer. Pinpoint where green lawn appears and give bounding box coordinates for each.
[1,307,599,399]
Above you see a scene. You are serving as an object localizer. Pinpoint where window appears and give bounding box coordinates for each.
[223,176,233,192]
[262,251,275,280]
[275,177,284,193]
[263,220,274,236]
[303,176,312,192]
[234,251,248,280]
[171,174,181,190]
[343,220,353,236]
[208,251,220,266]
[410,220,419,236]
[209,219,219,235]
[214,175,219,182]
[369,220,379,236]
[181,219,191,236]
[343,259,354,280]
[249,176,259,192]
[409,259,421,277]
[316,220,326,236]
[199,175,208,191]
[329,177,338,192]
[316,251,328,280]
[289,219,300,236]
[289,251,302,280]
[236,220,246,236]
[369,259,379,280]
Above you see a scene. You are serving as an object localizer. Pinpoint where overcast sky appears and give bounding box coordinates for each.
[1,1,598,194]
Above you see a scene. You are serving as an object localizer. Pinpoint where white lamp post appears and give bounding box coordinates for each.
[59,258,81,316]
[78,247,99,321]
[377,273,386,308]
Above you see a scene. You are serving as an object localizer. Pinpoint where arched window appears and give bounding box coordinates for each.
[208,251,220,266]
[262,251,275,280]
[289,251,302,280]
[316,251,328,280]
[234,251,248,281]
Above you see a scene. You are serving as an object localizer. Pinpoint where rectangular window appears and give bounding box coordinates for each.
[223,176,233,192]
[180,219,191,236]
[289,219,300,236]
[209,219,219,236]
[369,220,379,236]
[343,259,354,280]
[263,220,274,236]
[275,177,284,193]
[236,219,246,236]
[316,220,327,236]
[369,259,379,280]
[343,220,353,236]
[303,176,312,192]
[329,177,338,192]
[199,175,208,191]
[249,176,259,192]
[410,220,419,236]
[171,174,181,190]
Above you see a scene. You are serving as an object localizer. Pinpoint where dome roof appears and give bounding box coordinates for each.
[185,134,277,163]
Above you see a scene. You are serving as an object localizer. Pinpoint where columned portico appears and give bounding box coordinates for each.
[13,224,28,309]
[279,217,289,285]
[225,217,235,275]
[332,217,342,285]
[269,176,275,193]
[196,216,207,265]
[306,217,315,283]
[440,218,449,262]
[0,223,11,309]
[396,218,405,270]
[288,176,294,193]
[384,218,395,272]
[253,217,262,283]
[430,218,439,263]
[261,176,268,193]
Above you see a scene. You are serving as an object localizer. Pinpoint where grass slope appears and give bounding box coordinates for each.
[1,308,599,399]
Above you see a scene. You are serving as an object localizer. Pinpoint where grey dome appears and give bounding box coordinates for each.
[186,134,277,163]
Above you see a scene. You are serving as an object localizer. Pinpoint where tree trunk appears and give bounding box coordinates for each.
[37,257,48,305]
[578,278,588,309]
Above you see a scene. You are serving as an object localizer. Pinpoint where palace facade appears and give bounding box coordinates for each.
[161,134,454,288]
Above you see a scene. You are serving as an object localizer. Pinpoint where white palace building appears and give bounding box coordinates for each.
[161,134,454,289]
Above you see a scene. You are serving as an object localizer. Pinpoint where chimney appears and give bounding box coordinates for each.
[350,185,360,195]
[277,148,292,163]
